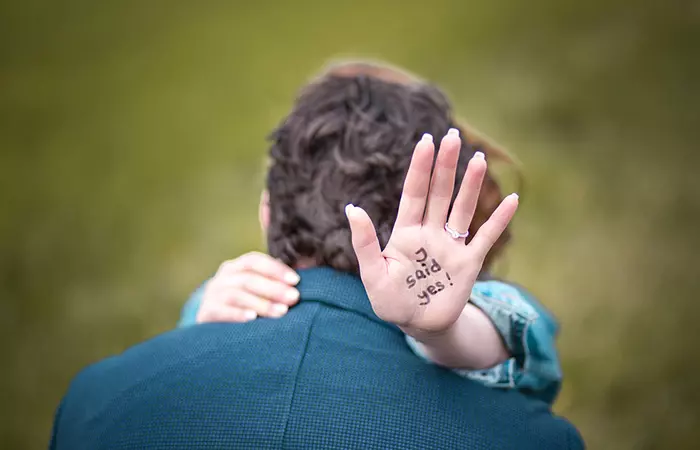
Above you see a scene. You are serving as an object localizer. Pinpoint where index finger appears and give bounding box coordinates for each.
[219,252,301,285]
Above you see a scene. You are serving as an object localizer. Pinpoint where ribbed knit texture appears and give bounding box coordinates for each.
[50,267,583,449]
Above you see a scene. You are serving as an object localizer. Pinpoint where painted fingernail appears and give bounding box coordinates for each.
[272,303,289,316]
[448,128,460,136]
[473,151,485,159]
[421,133,433,143]
[244,310,257,321]
[284,272,301,285]
[284,289,300,302]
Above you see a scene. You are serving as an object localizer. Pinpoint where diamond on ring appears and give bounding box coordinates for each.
[444,223,469,240]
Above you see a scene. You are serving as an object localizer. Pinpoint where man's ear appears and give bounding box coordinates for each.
[259,190,270,232]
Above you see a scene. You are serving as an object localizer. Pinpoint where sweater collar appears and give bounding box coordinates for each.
[296,267,399,331]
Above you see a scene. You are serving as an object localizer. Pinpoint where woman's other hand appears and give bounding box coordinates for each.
[196,252,300,324]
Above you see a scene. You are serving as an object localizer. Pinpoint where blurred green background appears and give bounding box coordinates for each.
[1,1,698,449]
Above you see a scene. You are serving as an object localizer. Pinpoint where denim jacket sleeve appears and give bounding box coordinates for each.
[405,280,562,404]
[177,281,208,328]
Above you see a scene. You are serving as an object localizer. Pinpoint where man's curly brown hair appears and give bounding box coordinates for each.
[265,62,510,276]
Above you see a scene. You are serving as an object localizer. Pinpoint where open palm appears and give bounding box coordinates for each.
[346,129,518,333]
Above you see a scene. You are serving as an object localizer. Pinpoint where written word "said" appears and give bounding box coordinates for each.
[406,258,442,288]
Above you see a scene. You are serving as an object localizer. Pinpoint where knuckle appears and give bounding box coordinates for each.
[240,276,254,292]
[226,310,245,322]
[209,307,239,323]
[221,291,243,307]
[257,300,273,314]
[242,275,263,292]
[217,259,239,274]
[238,252,265,271]
[226,273,248,289]
[252,254,276,273]
[196,308,214,324]
[219,252,267,273]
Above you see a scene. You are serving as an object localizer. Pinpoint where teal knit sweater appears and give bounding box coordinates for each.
[50,268,583,449]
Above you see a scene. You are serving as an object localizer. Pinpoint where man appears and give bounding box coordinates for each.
[50,67,583,449]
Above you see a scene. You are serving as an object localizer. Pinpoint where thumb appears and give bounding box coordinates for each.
[345,204,386,287]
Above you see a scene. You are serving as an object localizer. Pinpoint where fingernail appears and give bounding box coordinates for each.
[510,193,519,200]
[272,303,289,316]
[345,204,355,215]
[473,151,485,159]
[421,133,433,143]
[284,272,301,285]
[244,310,257,321]
[284,289,300,302]
[448,128,460,136]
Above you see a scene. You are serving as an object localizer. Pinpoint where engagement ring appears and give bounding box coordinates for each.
[444,223,469,240]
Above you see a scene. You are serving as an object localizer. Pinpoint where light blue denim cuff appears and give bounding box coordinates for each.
[178,281,207,328]
[405,280,563,404]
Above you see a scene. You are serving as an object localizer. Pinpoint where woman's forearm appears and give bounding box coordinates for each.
[403,304,510,370]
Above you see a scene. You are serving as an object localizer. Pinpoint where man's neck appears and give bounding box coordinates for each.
[291,257,318,271]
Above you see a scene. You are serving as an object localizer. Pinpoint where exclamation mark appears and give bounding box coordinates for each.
[446,273,453,286]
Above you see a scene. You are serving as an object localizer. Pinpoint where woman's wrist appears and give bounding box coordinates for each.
[402,304,510,370]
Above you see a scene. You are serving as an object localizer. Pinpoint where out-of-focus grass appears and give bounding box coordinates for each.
[1,1,698,449]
